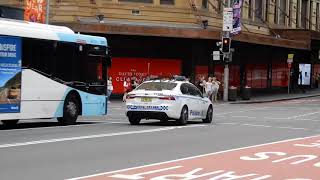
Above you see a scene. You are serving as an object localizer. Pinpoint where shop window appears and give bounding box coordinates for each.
[214,65,240,88]
[246,64,268,89]
[272,63,288,87]
[160,0,174,5]
[229,65,240,88]
[119,0,153,3]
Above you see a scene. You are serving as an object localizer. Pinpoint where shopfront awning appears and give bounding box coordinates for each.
[55,20,310,50]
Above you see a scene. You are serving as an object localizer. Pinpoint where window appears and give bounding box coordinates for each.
[180,83,190,95]
[301,0,308,28]
[274,0,279,24]
[289,0,292,26]
[218,0,228,14]
[317,3,319,30]
[254,0,263,21]
[160,0,174,5]
[119,0,153,3]
[202,0,208,9]
[279,0,287,25]
[265,0,269,21]
[296,0,301,27]
[137,82,177,91]
[309,1,314,29]
[248,0,253,19]
[186,84,202,97]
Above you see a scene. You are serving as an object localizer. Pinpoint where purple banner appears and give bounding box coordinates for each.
[231,0,243,35]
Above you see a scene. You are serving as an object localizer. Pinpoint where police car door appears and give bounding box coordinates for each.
[188,84,204,118]
[184,83,201,119]
[180,83,197,120]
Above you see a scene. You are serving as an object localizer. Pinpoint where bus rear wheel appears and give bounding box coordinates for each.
[1,120,19,126]
[58,93,80,125]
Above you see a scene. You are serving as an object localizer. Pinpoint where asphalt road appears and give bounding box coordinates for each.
[0,97,320,179]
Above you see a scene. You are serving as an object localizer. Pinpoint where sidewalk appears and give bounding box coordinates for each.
[109,88,320,105]
[229,88,320,104]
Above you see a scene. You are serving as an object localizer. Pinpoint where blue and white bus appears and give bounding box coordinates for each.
[0,18,111,125]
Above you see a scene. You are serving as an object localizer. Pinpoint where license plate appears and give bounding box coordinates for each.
[141,97,152,102]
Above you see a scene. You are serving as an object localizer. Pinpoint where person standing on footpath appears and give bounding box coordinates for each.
[212,77,221,102]
[123,77,132,102]
[197,76,206,95]
[107,77,113,103]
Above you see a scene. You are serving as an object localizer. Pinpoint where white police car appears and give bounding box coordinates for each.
[125,78,213,125]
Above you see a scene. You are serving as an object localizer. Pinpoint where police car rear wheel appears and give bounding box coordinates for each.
[203,106,213,123]
[177,106,188,125]
[128,116,141,125]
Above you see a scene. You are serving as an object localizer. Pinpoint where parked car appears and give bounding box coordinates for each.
[125,78,213,125]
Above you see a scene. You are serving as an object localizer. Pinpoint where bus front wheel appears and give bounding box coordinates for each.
[1,120,19,126]
[58,93,80,125]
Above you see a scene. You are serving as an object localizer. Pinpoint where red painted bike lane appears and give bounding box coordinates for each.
[71,135,320,180]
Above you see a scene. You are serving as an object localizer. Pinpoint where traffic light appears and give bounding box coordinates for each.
[222,37,231,53]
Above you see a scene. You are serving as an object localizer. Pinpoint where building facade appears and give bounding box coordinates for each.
[2,0,320,94]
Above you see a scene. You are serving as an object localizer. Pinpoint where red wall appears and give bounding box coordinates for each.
[272,63,288,87]
[195,66,208,80]
[214,65,240,88]
[246,64,268,88]
[108,57,182,94]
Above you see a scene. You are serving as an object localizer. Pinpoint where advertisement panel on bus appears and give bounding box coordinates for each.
[0,36,22,113]
[108,57,181,94]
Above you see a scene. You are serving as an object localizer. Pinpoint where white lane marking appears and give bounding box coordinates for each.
[0,125,206,149]
[219,122,309,131]
[276,126,308,130]
[264,117,290,120]
[0,121,128,132]
[231,115,257,119]
[287,111,320,119]
[241,124,272,128]
[67,134,320,180]
[215,107,270,115]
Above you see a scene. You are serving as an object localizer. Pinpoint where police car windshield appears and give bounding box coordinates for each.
[136,82,177,91]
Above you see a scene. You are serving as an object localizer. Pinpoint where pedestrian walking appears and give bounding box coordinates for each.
[212,77,221,102]
[131,77,139,90]
[205,77,214,102]
[107,77,113,103]
[123,77,132,102]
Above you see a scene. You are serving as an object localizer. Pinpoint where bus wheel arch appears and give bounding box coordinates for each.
[58,90,82,125]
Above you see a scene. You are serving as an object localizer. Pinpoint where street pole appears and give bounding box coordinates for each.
[288,68,290,94]
[46,0,50,24]
[223,0,232,101]
[223,54,229,101]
